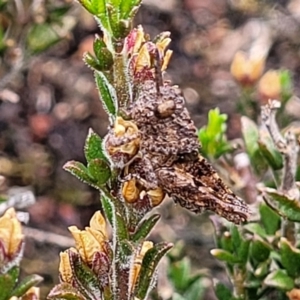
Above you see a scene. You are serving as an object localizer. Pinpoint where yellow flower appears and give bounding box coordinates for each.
[106,116,140,158]
[230,51,265,86]
[129,241,153,293]
[258,70,281,104]
[125,25,173,75]
[0,208,23,257]
[287,288,300,300]
[24,287,40,299]
[59,247,77,284]
[68,211,108,265]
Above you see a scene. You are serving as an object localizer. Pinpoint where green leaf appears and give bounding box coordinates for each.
[83,52,106,72]
[168,257,191,291]
[258,134,283,170]
[78,0,105,17]
[214,282,234,300]
[87,159,111,185]
[95,71,117,117]
[237,239,250,264]
[136,242,173,298]
[63,161,98,189]
[198,108,232,158]
[12,274,43,297]
[254,260,270,278]
[131,214,161,242]
[120,0,142,19]
[262,187,300,222]
[230,226,242,249]
[241,116,268,175]
[250,237,271,263]
[183,278,205,300]
[210,249,240,264]
[47,283,86,299]
[243,223,267,239]
[172,294,185,300]
[218,231,233,253]
[27,24,60,53]
[280,69,293,103]
[101,194,115,226]
[70,252,102,299]
[84,129,107,163]
[259,203,281,235]
[280,238,300,277]
[264,270,294,291]
[101,194,128,241]
[93,38,113,70]
[114,211,129,242]
[49,5,71,21]
[0,266,19,300]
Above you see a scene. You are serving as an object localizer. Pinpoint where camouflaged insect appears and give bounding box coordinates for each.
[105,80,249,224]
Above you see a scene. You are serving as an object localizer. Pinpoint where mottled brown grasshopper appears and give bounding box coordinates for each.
[104,49,249,224]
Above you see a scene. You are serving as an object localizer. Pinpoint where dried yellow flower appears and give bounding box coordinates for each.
[147,187,165,207]
[230,51,265,86]
[59,248,77,284]
[106,116,140,158]
[122,179,141,203]
[258,70,281,104]
[0,208,23,257]
[68,211,108,265]
[287,288,300,300]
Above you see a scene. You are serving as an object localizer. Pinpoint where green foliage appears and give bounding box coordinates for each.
[198,108,232,159]
[167,244,206,300]
[0,266,42,300]
[0,0,75,89]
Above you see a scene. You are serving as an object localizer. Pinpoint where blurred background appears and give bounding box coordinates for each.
[1,0,300,298]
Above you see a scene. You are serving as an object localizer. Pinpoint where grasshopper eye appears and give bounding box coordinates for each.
[156,99,175,118]
[178,150,199,162]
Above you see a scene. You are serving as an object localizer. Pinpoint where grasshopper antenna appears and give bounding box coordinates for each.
[152,47,163,96]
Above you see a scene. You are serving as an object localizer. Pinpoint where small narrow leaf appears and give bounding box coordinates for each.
[101,194,127,241]
[258,134,283,170]
[136,242,173,298]
[230,226,242,249]
[84,129,107,163]
[131,214,161,242]
[263,187,300,222]
[0,267,19,300]
[250,237,271,263]
[101,194,115,226]
[63,161,98,188]
[27,24,60,53]
[87,159,111,185]
[168,257,191,291]
[47,283,86,300]
[241,116,268,175]
[243,223,267,239]
[93,39,113,70]
[210,249,240,264]
[214,282,234,300]
[95,71,117,117]
[198,108,232,158]
[120,0,142,19]
[12,274,43,297]
[115,212,129,241]
[83,52,107,72]
[254,260,270,278]
[259,203,281,235]
[237,239,250,264]
[70,252,102,299]
[264,270,294,291]
[280,238,300,277]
